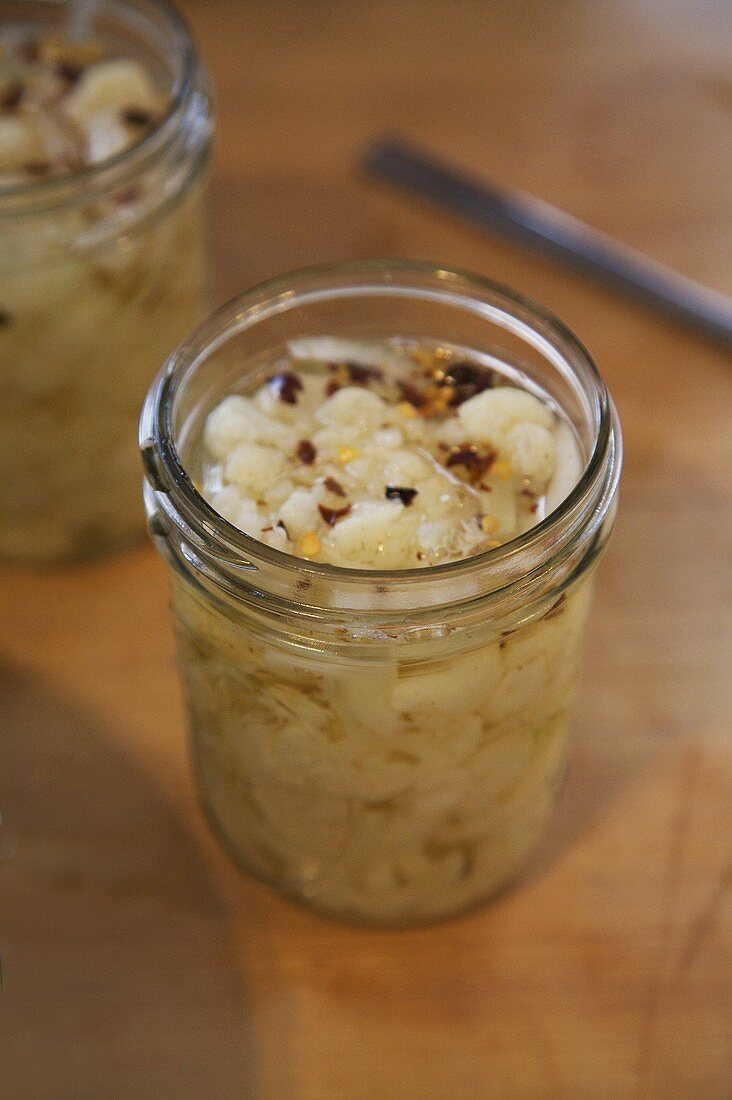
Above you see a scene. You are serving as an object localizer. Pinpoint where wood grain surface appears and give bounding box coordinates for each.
[2,1,731,1096]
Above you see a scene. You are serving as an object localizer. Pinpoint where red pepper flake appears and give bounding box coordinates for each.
[296,439,317,465]
[268,371,303,404]
[318,503,352,527]
[324,476,346,497]
[261,525,274,532]
[444,360,495,406]
[446,445,496,480]
[544,593,566,620]
[345,361,383,385]
[121,106,154,127]
[385,486,418,506]
[530,502,538,514]
[416,551,425,561]
[324,379,341,397]
[0,82,24,110]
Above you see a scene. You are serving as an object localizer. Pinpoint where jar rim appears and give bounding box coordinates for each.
[141,260,622,614]
[0,0,200,211]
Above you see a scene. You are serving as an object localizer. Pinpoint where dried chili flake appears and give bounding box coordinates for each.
[268,371,303,404]
[446,445,495,477]
[296,439,317,465]
[344,361,383,385]
[397,381,429,409]
[0,82,24,110]
[324,476,346,497]
[318,503,352,526]
[385,486,418,506]
[444,360,495,405]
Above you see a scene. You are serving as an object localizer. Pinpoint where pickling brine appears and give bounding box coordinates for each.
[141,263,621,923]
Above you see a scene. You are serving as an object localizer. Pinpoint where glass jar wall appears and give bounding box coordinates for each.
[141,262,622,924]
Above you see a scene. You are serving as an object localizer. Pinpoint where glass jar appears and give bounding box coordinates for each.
[0,0,212,563]
[140,261,622,925]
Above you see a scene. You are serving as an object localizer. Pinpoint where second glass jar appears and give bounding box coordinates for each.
[0,0,212,563]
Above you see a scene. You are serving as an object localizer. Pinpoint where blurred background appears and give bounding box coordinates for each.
[194,0,732,318]
[3,1,731,1097]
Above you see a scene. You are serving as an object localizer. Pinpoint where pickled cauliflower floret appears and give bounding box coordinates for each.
[0,28,209,562]
[199,340,582,568]
[174,564,595,922]
[0,34,166,182]
[170,340,596,922]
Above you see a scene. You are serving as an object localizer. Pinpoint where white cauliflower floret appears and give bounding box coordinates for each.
[326,500,411,567]
[209,485,244,526]
[64,59,157,124]
[235,501,263,538]
[383,449,432,486]
[277,488,321,538]
[204,396,287,459]
[503,422,556,483]
[316,387,386,432]
[417,519,454,557]
[458,387,553,448]
[391,644,502,716]
[373,428,403,449]
[223,442,286,495]
[85,111,130,164]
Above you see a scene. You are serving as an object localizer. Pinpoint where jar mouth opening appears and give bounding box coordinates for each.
[0,0,198,207]
[143,260,621,594]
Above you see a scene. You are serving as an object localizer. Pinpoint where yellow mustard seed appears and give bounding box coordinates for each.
[481,513,500,535]
[397,401,418,419]
[410,347,437,369]
[491,459,513,481]
[297,532,321,558]
[337,445,360,464]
